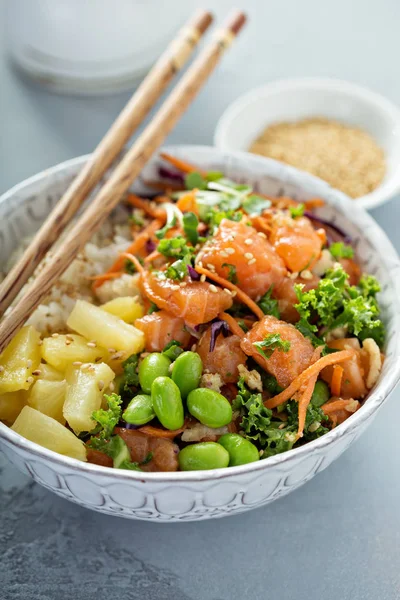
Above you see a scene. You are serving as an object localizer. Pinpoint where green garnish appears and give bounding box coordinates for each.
[185,172,207,190]
[242,195,271,215]
[148,302,160,314]
[258,287,280,319]
[183,212,199,245]
[204,208,242,232]
[329,241,354,259]
[155,215,177,239]
[289,203,305,218]
[162,340,184,360]
[157,236,193,259]
[124,256,143,274]
[222,263,238,284]
[253,333,291,360]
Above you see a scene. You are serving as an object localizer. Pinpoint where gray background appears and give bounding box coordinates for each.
[1,1,400,599]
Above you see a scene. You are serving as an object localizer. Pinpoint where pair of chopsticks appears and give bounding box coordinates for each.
[0,10,246,354]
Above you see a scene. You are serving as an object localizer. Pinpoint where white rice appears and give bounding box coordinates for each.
[1,207,143,335]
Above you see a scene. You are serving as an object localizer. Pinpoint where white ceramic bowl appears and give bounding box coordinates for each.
[1,146,400,522]
[214,78,400,210]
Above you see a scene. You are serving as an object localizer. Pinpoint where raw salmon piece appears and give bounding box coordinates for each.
[196,219,286,300]
[240,314,314,388]
[141,272,232,327]
[197,329,247,383]
[272,274,320,323]
[135,310,192,352]
[116,428,179,472]
[270,216,323,272]
[321,338,367,399]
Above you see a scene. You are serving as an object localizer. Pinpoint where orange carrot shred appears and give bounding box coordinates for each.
[321,399,357,414]
[176,191,199,214]
[92,219,163,290]
[264,350,353,409]
[218,312,245,338]
[296,372,319,439]
[330,365,344,397]
[160,152,207,176]
[126,193,166,219]
[195,266,264,320]
[304,197,325,209]
[122,253,144,274]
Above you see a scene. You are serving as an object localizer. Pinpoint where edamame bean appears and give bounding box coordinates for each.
[187,388,232,428]
[311,380,330,408]
[171,351,203,398]
[122,394,155,426]
[179,442,230,471]
[139,353,171,393]
[151,376,184,430]
[218,433,259,466]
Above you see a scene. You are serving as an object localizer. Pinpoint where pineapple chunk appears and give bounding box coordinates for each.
[41,334,107,372]
[12,406,86,461]
[28,379,67,424]
[36,363,64,382]
[67,299,145,355]
[0,390,27,424]
[100,296,144,323]
[63,362,114,433]
[0,326,41,394]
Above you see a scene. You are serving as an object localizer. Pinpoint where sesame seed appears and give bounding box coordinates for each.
[209,284,218,293]
[37,340,43,346]
[81,363,91,370]
[248,258,256,265]
[0,366,4,373]
[109,382,115,392]
[225,247,235,255]
[180,282,187,287]
[51,333,59,338]
[72,361,83,367]
[289,271,299,280]
[244,252,253,260]
[231,290,237,297]
[26,376,34,384]
[87,341,97,348]
[197,261,203,268]
[98,380,105,391]
[278,423,285,430]
[66,334,74,341]
[32,369,41,376]
[257,232,267,239]
[111,351,124,361]
[65,340,72,346]
[223,288,232,295]
[220,251,229,258]
[300,269,313,280]
[244,238,253,245]
[200,274,206,282]
[26,359,32,369]
[171,285,180,291]
[191,344,197,352]
[207,263,215,271]
[107,348,116,354]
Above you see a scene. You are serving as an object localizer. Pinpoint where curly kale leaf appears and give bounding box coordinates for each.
[258,287,280,319]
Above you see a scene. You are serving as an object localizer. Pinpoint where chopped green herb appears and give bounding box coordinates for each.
[204,208,242,231]
[242,195,271,215]
[253,333,291,360]
[185,172,207,190]
[148,302,160,315]
[258,287,280,319]
[329,241,354,259]
[237,319,249,333]
[155,214,177,239]
[162,340,184,360]
[289,203,305,218]
[183,212,199,245]
[157,236,193,259]
[222,263,238,284]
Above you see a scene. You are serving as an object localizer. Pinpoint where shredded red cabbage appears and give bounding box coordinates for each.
[146,238,156,253]
[158,166,185,183]
[187,265,200,281]
[209,320,230,352]
[304,211,352,243]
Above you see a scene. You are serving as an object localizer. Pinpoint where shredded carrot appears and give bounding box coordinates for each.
[218,312,245,338]
[304,197,325,209]
[122,253,144,274]
[90,271,123,283]
[138,425,185,439]
[144,250,163,264]
[126,193,166,219]
[92,219,162,289]
[176,191,199,214]
[160,152,207,176]
[297,372,319,439]
[264,350,353,409]
[321,399,356,414]
[330,365,344,397]
[195,266,264,320]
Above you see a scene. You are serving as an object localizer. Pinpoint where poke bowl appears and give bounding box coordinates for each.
[0,145,399,522]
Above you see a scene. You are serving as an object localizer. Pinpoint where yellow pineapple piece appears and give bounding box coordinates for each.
[100,296,144,323]
[28,379,67,424]
[63,362,115,433]
[12,406,86,461]
[0,390,27,424]
[41,333,107,372]
[67,299,145,356]
[0,326,41,394]
[36,363,64,382]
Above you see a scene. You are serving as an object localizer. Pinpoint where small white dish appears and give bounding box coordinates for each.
[214,78,400,210]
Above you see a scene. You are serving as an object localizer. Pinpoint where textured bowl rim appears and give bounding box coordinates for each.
[1,146,400,483]
[214,77,400,210]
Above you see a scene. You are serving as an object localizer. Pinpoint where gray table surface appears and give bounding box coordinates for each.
[1,1,400,599]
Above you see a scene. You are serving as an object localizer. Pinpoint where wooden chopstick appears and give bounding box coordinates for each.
[0,9,213,316]
[0,10,246,354]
